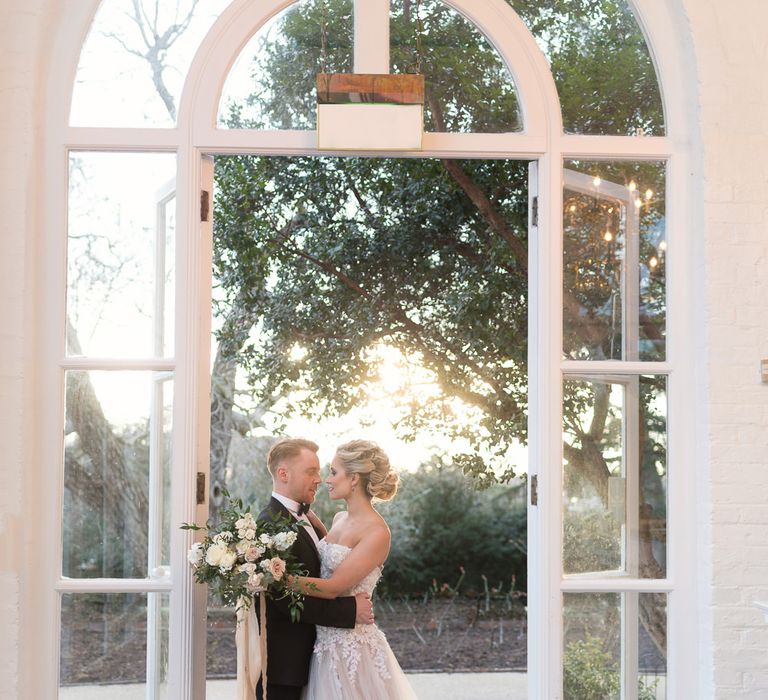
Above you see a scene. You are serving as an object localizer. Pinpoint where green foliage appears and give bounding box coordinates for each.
[563,634,661,699]
[564,635,620,700]
[214,154,529,480]
[374,462,528,595]
[212,0,668,487]
[563,509,621,574]
[509,0,665,135]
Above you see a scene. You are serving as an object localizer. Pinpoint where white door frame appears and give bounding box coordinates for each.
[35,0,701,698]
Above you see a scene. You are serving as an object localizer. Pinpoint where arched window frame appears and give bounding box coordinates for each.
[33,1,702,698]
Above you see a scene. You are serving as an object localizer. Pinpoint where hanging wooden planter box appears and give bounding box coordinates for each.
[317,73,424,151]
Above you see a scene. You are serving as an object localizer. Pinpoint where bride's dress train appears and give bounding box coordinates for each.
[303,540,418,700]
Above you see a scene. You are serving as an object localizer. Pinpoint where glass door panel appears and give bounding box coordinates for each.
[563,162,666,362]
[563,592,667,700]
[59,592,170,699]
[562,376,667,579]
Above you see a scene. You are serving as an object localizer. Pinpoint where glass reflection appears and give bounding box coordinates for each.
[60,593,169,698]
[563,593,667,699]
[218,0,353,129]
[508,0,665,136]
[562,376,667,579]
[67,152,176,358]
[71,0,223,127]
[390,0,521,132]
[63,371,173,579]
[563,161,666,362]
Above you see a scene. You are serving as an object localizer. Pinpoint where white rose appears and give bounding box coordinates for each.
[205,542,228,567]
[187,542,204,566]
[244,529,256,540]
[259,533,273,546]
[239,562,257,576]
[260,558,272,573]
[219,550,237,571]
[273,531,297,551]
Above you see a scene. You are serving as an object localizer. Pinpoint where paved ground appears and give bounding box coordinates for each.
[60,672,528,699]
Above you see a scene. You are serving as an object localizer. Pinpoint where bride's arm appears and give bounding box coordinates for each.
[292,527,390,599]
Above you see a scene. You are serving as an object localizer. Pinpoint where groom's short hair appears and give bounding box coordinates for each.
[267,437,319,476]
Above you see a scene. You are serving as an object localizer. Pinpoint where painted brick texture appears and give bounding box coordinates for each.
[684,0,768,696]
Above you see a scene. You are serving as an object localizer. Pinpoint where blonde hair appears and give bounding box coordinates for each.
[334,439,399,502]
[267,437,319,476]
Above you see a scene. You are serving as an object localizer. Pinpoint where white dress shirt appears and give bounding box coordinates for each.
[272,491,320,545]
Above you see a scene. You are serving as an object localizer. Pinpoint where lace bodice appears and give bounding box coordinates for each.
[318,539,382,596]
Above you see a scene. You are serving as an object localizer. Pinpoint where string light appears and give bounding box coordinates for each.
[634,197,642,209]
[659,240,667,251]
[649,256,659,269]
[593,176,602,187]
[569,204,577,213]
[645,188,654,201]
[628,180,637,192]
[603,230,613,242]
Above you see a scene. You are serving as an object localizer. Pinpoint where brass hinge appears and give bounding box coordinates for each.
[531,196,538,227]
[530,474,538,506]
[200,190,210,222]
[196,472,206,505]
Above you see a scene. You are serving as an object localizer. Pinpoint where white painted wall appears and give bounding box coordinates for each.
[681,1,768,696]
[0,0,767,697]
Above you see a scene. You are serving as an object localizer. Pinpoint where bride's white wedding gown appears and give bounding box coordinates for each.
[303,539,419,700]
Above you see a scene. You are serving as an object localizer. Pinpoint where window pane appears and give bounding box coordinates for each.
[67,152,176,358]
[564,593,621,700]
[63,371,173,579]
[218,0,353,129]
[563,161,666,361]
[638,594,668,699]
[59,592,169,697]
[563,593,667,700]
[509,0,665,135]
[390,0,521,133]
[563,376,667,579]
[71,0,224,127]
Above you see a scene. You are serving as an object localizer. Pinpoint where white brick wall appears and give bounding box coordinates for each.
[0,0,767,698]
[683,0,768,696]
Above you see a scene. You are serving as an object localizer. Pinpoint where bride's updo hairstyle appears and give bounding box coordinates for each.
[334,439,399,502]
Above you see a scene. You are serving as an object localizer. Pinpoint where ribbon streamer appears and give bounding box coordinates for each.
[236,594,268,699]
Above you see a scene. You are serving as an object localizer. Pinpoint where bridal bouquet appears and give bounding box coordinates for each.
[182,493,307,622]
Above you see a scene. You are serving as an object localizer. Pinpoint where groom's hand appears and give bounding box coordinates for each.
[354,593,374,625]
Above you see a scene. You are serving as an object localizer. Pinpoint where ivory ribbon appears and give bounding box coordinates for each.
[236,594,268,700]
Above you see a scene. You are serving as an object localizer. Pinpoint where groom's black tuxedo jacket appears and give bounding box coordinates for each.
[256,497,356,688]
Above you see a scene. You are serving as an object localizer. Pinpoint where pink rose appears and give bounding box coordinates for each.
[268,557,286,581]
[244,545,264,562]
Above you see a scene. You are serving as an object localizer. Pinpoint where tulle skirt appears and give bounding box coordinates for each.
[303,625,418,700]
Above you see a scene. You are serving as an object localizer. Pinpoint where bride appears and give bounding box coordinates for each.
[292,439,418,700]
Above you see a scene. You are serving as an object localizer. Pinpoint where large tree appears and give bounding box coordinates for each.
[212,0,668,654]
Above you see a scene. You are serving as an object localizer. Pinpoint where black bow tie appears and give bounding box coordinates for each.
[297,502,310,516]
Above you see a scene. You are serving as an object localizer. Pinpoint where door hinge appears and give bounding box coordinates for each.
[530,474,538,506]
[200,190,210,222]
[531,196,538,227]
[196,472,206,505]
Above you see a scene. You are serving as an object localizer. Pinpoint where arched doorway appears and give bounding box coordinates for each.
[44,1,699,697]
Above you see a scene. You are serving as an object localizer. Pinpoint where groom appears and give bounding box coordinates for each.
[255,438,374,700]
